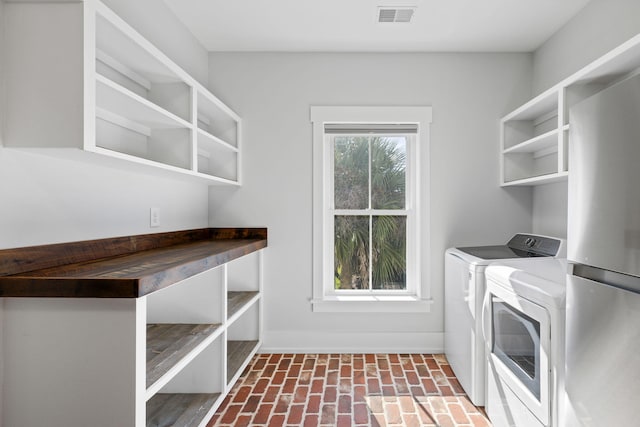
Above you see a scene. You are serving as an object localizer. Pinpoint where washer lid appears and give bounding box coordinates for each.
[456,245,545,260]
[456,234,564,260]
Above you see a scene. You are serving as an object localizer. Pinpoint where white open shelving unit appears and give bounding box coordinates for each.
[144,250,263,427]
[500,33,640,186]
[4,0,241,185]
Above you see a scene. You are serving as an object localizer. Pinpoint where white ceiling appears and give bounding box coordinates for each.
[163,0,591,53]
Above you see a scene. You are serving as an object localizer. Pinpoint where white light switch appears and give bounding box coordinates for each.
[150,207,160,227]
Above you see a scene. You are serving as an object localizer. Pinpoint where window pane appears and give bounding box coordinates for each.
[334,215,370,290]
[372,216,406,290]
[334,136,369,209]
[371,137,406,210]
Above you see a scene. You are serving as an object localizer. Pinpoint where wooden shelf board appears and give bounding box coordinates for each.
[146,323,222,390]
[227,340,259,382]
[227,291,259,321]
[146,392,221,427]
[0,228,267,298]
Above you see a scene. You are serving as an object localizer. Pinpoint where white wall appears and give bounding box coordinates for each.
[207,52,533,352]
[530,0,640,238]
[532,182,568,238]
[0,0,211,418]
[533,0,640,95]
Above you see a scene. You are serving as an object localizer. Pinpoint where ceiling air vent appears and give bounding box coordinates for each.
[377,7,416,23]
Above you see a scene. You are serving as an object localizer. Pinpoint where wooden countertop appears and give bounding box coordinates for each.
[0,228,267,298]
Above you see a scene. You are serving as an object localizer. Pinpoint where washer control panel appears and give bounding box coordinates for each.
[508,234,562,257]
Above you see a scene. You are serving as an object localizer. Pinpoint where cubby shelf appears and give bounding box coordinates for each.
[0,228,266,427]
[500,171,569,187]
[227,291,260,322]
[96,75,191,130]
[500,33,640,187]
[503,129,559,155]
[227,340,260,382]
[5,0,241,185]
[146,323,223,394]
[146,393,221,427]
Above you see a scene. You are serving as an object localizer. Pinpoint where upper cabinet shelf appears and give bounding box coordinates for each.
[503,128,559,155]
[501,33,640,187]
[501,88,564,186]
[4,0,241,185]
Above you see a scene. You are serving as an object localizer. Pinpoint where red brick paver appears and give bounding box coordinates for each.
[207,354,491,426]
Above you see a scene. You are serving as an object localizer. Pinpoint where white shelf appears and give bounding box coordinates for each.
[197,128,239,152]
[501,171,569,187]
[500,34,640,187]
[503,87,559,122]
[96,75,191,129]
[4,0,241,185]
[503,129,559,155]
[501,88,563,185]
[191,172,241,186]
[196,140,239,182]
[89,146,191,173]
[197,89,240,149]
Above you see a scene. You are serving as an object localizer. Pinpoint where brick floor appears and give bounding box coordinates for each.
[207,354,491,427]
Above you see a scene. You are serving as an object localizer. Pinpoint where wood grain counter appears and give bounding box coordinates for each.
[0,228,267,298]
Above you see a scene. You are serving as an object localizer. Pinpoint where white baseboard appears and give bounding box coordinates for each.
[259,330,444,354]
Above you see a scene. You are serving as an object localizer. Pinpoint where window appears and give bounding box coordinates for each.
[331,129,412,291]
[310,106,433,312]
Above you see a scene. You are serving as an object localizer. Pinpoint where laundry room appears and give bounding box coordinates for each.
[0,0,639,426]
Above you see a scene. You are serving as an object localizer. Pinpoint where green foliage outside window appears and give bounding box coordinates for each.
[334,136,407,290]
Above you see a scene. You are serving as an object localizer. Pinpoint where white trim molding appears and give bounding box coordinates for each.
[260,330,444,354]
[310,295,434,313]
[310,105,433,313]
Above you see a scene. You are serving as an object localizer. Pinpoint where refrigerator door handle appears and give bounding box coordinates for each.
[571,262,640,294]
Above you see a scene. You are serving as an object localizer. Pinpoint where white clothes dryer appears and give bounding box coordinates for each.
[482,258,567,427]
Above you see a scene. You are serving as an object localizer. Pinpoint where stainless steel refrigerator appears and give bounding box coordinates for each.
[565,73,640,426]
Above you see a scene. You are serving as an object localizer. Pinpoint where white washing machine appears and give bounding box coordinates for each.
[444,234,565,406]
[482,258,567,427]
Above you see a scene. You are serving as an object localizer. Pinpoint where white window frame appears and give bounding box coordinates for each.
[310,106,433,313]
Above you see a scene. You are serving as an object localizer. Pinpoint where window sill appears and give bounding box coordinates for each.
[311,295,433,313]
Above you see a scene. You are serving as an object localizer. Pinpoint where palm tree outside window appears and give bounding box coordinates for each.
[332,135,408,290]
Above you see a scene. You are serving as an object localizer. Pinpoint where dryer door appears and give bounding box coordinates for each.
[484,278,551,426]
